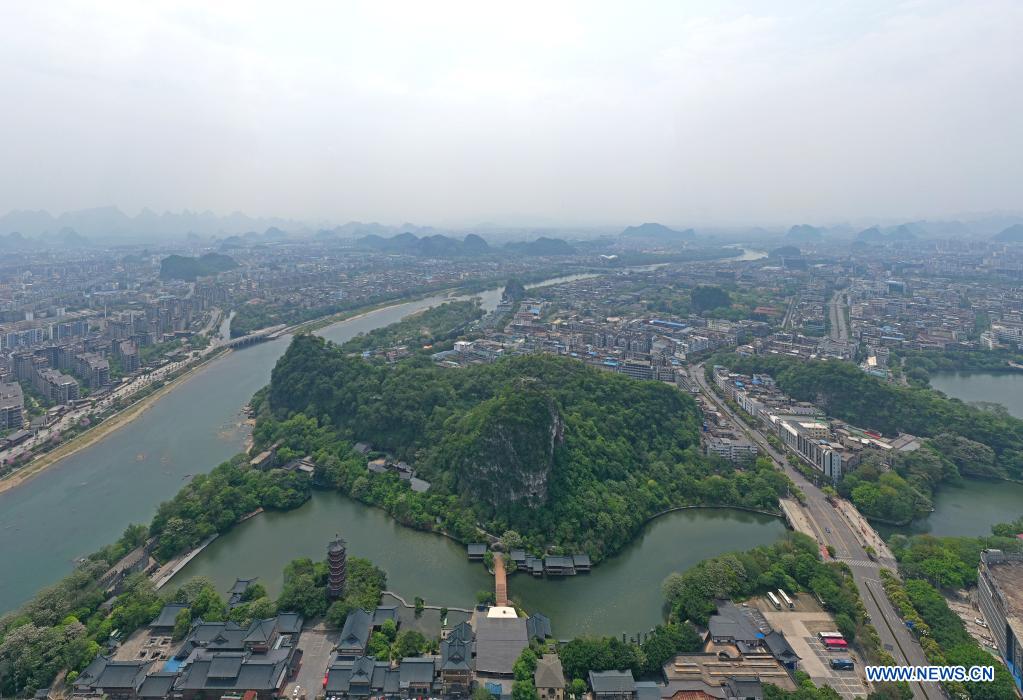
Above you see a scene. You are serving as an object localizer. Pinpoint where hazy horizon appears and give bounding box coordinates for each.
[2,1,1021,226]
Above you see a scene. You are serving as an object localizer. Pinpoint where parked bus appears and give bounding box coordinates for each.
[767,591,782,610]
[778,589,794,609]
[830,658,854,671]
[818,632,844,640]
[823,638,849,650]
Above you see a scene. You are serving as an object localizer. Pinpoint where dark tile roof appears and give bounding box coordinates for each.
[138,672,177,699]
[526,613,552,640]
[763,631,799,660]
[243,618,278,644]
[448,621,474,643]
[372,606,398,627]
[151,603,189,629]
[707,603,761,644]
[589,670,636,694]
[338,609,372,653]
[174,649,293,692]
[533,655,565,689]
[276,612,303,635]
[441,637,472,672]
[635,681,661,700]
[474,615,528,675]
[95,661,151,690]
[398,658,435,689]
[724,678,763,699]
[75,655,112,688]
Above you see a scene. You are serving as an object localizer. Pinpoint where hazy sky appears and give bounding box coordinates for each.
[1,1,1020,226]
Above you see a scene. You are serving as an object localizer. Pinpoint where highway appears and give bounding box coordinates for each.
[693,362,943,700]
[829,290,850,342]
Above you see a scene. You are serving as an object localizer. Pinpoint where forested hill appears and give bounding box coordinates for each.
[259,335,789,559]
[718,353,1023,481]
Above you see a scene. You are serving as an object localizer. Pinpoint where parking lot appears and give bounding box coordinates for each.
[760,601,870,700]
[284,625,339,700]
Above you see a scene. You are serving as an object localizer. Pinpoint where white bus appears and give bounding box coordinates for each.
[818,631,844,640]
[778,589,794,609]
[767,591,782,610]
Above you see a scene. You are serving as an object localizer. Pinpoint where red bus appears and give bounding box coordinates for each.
[823,638,848,650]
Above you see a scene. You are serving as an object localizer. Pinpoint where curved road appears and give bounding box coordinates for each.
[693,362,942,700]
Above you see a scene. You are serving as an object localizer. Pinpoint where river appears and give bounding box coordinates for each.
[876,371,1023,538]
[0,273,601,613]
[0,268,785,621]
[172,492,785,638]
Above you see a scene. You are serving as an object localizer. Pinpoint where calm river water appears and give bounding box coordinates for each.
[0,270,788,631]
[173,492,785,638]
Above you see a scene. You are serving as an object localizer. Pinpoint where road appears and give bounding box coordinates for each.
[693,363,943,700]
[0,309,242,468]
[829,290,850,342]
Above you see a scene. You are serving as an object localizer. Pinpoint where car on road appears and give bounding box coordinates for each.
[976,618,987,627]
[825,527,831,534]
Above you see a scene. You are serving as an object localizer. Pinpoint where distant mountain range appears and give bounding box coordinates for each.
[993,224,1023,242]
[355,232,491,256]
[354,232,576,257]
[620,223,695,243]
[0,206,307,242]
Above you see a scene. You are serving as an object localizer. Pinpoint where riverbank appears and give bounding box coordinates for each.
[0,353,229,495]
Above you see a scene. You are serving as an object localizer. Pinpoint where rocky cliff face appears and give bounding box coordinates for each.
[450,381,564,514]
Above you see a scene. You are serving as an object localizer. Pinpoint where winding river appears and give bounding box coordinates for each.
[0,270,787,630]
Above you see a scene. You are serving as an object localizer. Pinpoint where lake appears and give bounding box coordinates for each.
[172,492,786,638]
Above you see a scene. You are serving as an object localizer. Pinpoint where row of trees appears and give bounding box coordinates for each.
[880,572,1017,699]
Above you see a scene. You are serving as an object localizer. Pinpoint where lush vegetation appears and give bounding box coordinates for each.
[690,285,732,314]
[159,253,238,281]
[278,555,386,622]
[340,300,483,354]
[880,571,1017,699]
[258,336,792,560]
[558,622,702,681]
[148,453,311,561]
[717,353,1023,481]
[896,347,1023,387]
[889,518,1023,589]
[661,533,869,640]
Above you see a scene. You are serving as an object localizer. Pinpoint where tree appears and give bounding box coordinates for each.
[439,606,449,623]
[473,686,496,700]
[172,607,192,641]
[640,623,702,674]
[392,629,427,660]
[569,678,588,699]
[414,596,425,616]
[325,600,355,629]
[476,590,496,605]
[380,618,398,642]
[691,286,731,313]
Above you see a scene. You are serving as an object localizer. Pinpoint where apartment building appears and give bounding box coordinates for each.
[978,550,1023,693]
